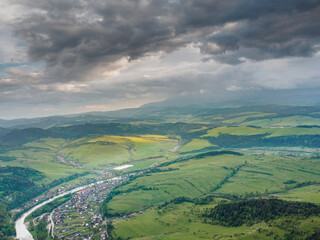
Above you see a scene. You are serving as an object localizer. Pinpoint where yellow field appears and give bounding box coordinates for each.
[88,135,175,144]
[60,134,178,168]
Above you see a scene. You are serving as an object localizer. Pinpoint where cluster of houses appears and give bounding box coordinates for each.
[56,153,82,168]
[52,175,128,239]
[21,173,113,212]
[23,166,145,239]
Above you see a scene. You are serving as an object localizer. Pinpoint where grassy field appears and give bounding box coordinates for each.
[23,138,67,151]
[106,153,320,215]
[278,184,320,203]
[188,110,320,126]
[222,113,275,124]
[107,153,245,215]
[0,135,178,192]
[113,201,320,240]
[0,134,178,183]
[109,147,320,239]
[204,126,320,138]
[60,135,178,169]
[179,139,213,153]
[237,146,319,156]
[215,155,320,195]
[241,115,320,127]
[0,146,84,183]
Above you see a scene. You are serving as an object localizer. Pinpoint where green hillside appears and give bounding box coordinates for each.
[0,106,320,239]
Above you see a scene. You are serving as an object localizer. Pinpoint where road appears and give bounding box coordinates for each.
[48,210,55,238]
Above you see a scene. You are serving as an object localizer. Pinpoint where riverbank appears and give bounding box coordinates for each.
[15,182,103,240]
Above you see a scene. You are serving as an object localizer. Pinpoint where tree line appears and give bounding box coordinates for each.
[201,199,320,226]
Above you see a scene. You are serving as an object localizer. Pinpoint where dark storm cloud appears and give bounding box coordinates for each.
[12,0,320,81]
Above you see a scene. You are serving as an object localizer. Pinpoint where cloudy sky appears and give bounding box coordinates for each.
[0,0,320,119]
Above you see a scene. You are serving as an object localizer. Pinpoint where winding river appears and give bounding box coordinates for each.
[15,182,103,240]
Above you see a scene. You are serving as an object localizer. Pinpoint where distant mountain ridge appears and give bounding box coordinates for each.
[0,122,206,146]
[1,104,320,130]
[1,105,320,146]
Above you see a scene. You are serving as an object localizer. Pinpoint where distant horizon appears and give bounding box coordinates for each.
[1,100,320,121]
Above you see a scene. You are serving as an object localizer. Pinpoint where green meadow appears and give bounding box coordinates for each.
[60,135,178,169]
[106,151,320,239]
[105,153,320,216]
[179,138,213,153]
[1,107,320,239]
[106,153,245,215]
[113,201,320,240]
[222,112,276,124]
[241,115,320,127]
[204,126,320,138]
[23,138,67,151]
[0,145,83,183]
[215,155,320,195]
[0,134,178,182]
[278,184,320,203]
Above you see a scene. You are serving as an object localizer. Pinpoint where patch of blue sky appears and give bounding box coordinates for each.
[0,61,45,77]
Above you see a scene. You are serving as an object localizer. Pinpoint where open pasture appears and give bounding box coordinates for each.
[179,139,213,153]
[215,155,320,195]
[106,154,320,216]
[222,112,275,124]
[241,115,320,128]
[23,137,67,151]
[113,201,320,240]
[0,146,83,183]
[204,126,320,138]
[60,134,178,169]
[107,154,247,215]
[278,184,320,203]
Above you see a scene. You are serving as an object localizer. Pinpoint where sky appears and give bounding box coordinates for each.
[0,0,320,119]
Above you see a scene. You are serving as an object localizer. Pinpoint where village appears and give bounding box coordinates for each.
[29,169,143,239]
[19,170,113,212]
[52,180,113,239]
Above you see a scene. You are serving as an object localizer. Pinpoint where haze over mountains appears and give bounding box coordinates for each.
[1,104,320,147]
[1,1,320,239]
[1,88,320,129]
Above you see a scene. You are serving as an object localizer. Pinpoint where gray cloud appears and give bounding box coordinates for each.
[11,0,320,82]
[1,0,320,118]
[1,50,320,119]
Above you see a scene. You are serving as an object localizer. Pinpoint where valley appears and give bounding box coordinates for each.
[1,0,320,239]
[0,105,319,239]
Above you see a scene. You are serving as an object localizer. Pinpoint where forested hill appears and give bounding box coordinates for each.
[0,202,15,239]
[1,128,58,146]
[2,104,320,147]
[0,128,10,138]
[202,199,320,226]
[1,105,320,129]
[0,122,206,146]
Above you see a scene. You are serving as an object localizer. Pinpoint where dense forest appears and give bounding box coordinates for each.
[0,166,89,210]
[0,166,44,181]
[0,167,45,192]
[9,172,89,210]
[202,199,320,226]
[0,202,15,239]
[29,219,48,240]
